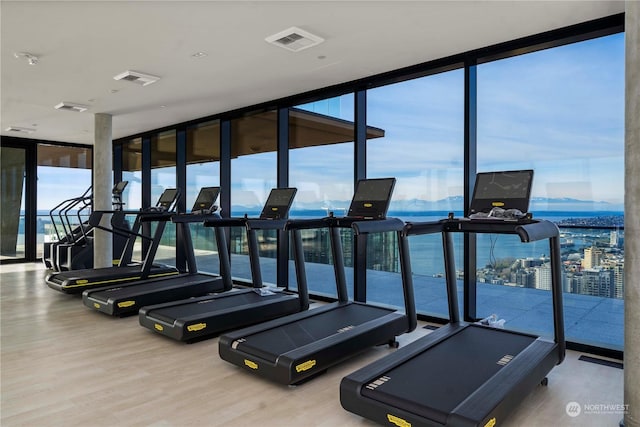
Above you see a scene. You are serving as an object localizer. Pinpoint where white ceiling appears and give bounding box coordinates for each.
[1,0,624,146]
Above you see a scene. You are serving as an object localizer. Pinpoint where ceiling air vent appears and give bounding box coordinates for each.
[54,102,89,112]
[265,27,324,52]
[113,70,161,86]
[5,126,36,134]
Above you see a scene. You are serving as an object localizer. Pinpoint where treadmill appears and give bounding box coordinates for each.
[217,178,417,385]
[138,187,304,343]
[46,188,181,294]
[82,187,233,317]
[340,171,565,427]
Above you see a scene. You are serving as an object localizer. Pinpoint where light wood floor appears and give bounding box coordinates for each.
[1,263,624,427]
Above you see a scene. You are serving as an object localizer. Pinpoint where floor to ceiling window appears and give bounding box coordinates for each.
[367,70,465,316]
[108,16,623,356]
[0,146,27,261]
[150,131,177,265]
[186,120,221,275]
[120,138,143,261]
[36,144,92,259]
[230,111,277,284]
[288,95,355,298]
[476,33,625,350]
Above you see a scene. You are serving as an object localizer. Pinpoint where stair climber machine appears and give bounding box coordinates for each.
[43,186,93,271]
[45,188,181,294]
[43,182,130,272]
[58,181,130,272]
[82,187,234,317]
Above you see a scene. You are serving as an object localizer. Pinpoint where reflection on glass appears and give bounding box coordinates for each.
[36,144,92,259]
[367,70,465,314]
[121,138,143,261]
[477,34,624,350]
[231,111,277,284]
[151,131,177,265]
[187,120,221,275]
[289,95,355,298]
[1,147,26,260]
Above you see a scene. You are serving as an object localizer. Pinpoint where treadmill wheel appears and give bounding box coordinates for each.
[541,377,549,386]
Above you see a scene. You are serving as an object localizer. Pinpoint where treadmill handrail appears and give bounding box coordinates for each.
[350,217,405,235]
[285,217,330,230]
[203,217,247,228]
[245,218,288,231]
[172,212,222,223]
[403,217,565,362]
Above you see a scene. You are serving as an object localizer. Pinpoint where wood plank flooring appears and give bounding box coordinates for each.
[0,263,624,426]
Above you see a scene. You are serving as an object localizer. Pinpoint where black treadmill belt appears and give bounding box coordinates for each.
[148,291,288,324]
[53,265,174,283]
[87,274,216,303]
[236,304,395,363]
[361,326,535,424]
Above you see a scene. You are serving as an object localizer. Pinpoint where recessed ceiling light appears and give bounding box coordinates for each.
[6,126,36,134]
[54,102,89,113]
[113,70,161,86]
[191,52,207,58]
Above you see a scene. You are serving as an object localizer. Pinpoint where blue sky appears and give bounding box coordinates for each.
[37,33,625,212]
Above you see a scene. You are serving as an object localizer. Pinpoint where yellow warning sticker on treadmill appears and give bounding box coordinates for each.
[295,359,316,372]
[484,418,496,427]
[244,359,258,370]
[364,203,372,207]
[491,201,505,207]
[117,300,135,308]
[154,324,164,331]
[93,303,101,309]
[187,323,207,332]
[77,279,88,285]
[271,207,278,211]
[387,414,411,427]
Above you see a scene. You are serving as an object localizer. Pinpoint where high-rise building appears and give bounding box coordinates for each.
[580,268,614,298]
[534,263,552,291]
[582,246,603,269]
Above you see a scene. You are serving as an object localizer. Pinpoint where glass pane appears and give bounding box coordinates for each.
[121,138,143,261]
[122,138,142,210]
[36,144,92,260]
[187,120,221,275]
[289,95,355,298]
[231,111,277,284]
[477,33,625,350]
[367,70,465,316]
[151,130,177,266]
[1,146,26,260]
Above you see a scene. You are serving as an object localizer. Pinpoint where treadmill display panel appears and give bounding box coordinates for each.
[259,188,297,219]
[191,186,220,213]
[347,178,396,219]
[469,170,533,214]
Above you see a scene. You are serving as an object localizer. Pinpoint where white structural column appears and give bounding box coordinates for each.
[625,2,640,427]
[93,113,113,268]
